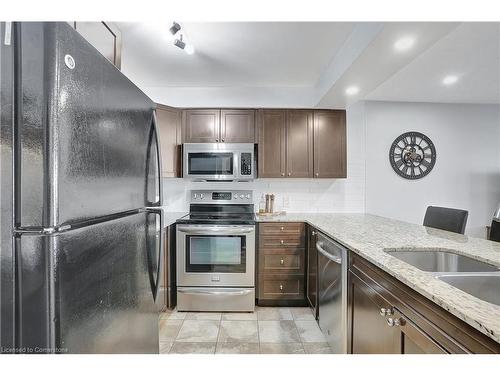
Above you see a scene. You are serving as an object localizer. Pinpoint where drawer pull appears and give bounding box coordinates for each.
[280,258,284,265]
[279,284,284,291]
[280,240,284,245]
[280,226,284,231]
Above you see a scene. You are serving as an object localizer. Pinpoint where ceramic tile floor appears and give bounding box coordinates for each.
[158,306,333,354]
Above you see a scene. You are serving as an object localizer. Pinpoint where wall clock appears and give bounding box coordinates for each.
[389,131,436,180]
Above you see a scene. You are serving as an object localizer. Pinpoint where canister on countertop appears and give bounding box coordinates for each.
[270,194,275,213]
[265,194,270,213]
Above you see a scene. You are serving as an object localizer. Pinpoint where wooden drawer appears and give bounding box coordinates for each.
[259,275,305,300]
[260,248,305,274]
[259,222,305,236]
[259,236,305,248]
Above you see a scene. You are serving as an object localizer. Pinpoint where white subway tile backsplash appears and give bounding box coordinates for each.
[162,174,365,213]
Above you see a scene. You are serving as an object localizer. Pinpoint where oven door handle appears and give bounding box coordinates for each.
[177,226,255,235]
[178,289,253,296]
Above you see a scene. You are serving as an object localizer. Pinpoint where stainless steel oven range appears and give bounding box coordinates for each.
[176,190,255,312]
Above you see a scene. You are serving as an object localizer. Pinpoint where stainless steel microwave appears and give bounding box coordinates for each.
[183,143,255,181]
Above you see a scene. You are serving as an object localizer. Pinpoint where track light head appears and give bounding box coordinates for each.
[174,35,186,49]
[169,22,181,35]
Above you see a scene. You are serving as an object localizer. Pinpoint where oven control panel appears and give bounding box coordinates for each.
[191,190,253,204]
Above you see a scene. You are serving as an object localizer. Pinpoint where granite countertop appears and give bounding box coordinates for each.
[161,210,188,228]
[257,213,500,343]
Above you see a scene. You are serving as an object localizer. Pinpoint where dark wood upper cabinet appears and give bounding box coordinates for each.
[257,109,346,179]
[313,110,346,178]
[258,109,286,177]
[156,104,182,178]
[220,109,256,143]
[182,109,255,143]
[182,109,220,143]
[71,22,122,69]
[286,110,313,178]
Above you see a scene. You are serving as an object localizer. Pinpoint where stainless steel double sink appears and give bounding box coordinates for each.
[384,249,500,306]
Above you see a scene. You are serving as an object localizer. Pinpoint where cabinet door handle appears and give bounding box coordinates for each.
[288,172,291,176]
[281,173,285,176]
[380,307,393,317]
[311,231,317,236]
[280,258,284,265]
[315,172,319,177]
[221,139,225,142]
[280,240,284,245]
[215,139,219,142]
[386,317,405,327]
[279,284,284,291]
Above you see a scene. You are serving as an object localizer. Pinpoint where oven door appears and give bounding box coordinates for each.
[176,225,255,287]
[184,151,237,180]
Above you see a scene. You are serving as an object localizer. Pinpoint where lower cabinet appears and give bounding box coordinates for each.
[348,253,500,354]
[257,222,307,306]
[349,271,445,354]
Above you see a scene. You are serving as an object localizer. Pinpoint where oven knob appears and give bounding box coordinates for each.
[240,194,244,199]
[233,194,238,199]
[193,193,198,199]
[245,194,251,199]
[200,193,204,199]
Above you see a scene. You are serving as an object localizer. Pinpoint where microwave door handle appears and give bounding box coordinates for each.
[233,152,239,178]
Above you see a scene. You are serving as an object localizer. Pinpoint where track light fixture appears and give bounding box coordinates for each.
[169,22,181,36]
[170,22,195,55]
[173,34,195,55]
[174,34,186,49]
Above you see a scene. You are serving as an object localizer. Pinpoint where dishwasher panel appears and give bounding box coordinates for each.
[317,233,348,354]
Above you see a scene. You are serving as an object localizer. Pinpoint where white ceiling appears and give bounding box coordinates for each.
[118,21,500,108]
[366,23,500,104]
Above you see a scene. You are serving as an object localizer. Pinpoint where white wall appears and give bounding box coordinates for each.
[162,102,366,213]
[364,101,500,238]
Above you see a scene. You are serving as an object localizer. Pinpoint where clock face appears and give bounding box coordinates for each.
[389,131,436,180]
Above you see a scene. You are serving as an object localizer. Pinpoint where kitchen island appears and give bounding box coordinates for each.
[256,213,500,347]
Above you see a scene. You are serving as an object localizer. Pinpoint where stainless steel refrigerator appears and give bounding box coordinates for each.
[0,22,164,353]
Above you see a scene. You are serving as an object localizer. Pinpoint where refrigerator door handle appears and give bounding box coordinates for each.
[152,110,163,206]
[145,207,163,302]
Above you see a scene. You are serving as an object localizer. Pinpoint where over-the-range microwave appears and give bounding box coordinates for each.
[182,143,255,181]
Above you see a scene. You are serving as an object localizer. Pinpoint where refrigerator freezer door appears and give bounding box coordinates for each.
[1,22,15,349]
[16,211,161,353]
[15,22,156,228]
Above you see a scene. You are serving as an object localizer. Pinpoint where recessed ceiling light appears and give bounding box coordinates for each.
[442,75,459,86]
[345,86,360,96]
[394,36,416,52]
